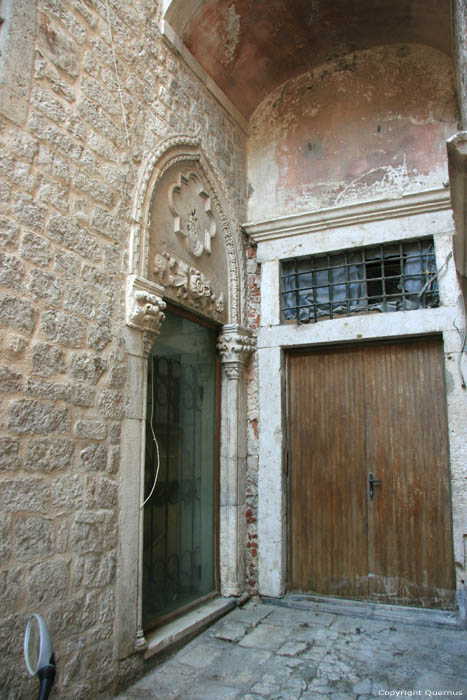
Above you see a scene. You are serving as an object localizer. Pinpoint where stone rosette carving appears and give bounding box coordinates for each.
[154,252,224,316]
[125,275,166,340]
[168,171,216,258]
[217,325,256,376]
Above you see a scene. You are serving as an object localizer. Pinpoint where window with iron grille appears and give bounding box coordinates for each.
[281,238,439,323]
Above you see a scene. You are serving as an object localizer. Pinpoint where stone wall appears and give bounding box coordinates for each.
[0,1,247,697]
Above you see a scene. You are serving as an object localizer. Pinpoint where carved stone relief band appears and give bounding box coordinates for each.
[217,324,256,378]
[125,275,167,355]
[154,252,224,317]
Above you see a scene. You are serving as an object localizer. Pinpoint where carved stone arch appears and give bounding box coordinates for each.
[129,134,245,326]
[118,135,254,660]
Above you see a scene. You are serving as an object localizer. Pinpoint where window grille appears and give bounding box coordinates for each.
[281,238,439,323]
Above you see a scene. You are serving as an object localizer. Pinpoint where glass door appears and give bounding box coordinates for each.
[142,309,218,629]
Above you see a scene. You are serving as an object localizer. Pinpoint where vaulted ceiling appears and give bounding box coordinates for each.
[164,0,452,119]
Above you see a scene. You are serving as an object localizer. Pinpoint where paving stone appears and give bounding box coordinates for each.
[249,676,281,696]
[352,677,372,694]
[204,645,273,687]
[119,600,467,700]
[276,641,308,657]
[211,619,251,642]
[292,625,339,645]
[239,623,291,651]
[266,608,336,629]
[179,680,240,700]
[118,690,154,699]
[414,670,467,693]
[133,662,197,698]
[178,641,226,669]
[229,601,275,627]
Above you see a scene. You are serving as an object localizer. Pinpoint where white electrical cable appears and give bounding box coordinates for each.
[140,359,161,508]
[417,250,452,298]
[104,0,135,179]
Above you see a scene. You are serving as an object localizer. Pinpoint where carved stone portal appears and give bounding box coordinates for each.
[168,171,217,258]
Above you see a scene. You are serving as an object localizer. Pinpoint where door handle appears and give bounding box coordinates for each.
[368,472,382,500]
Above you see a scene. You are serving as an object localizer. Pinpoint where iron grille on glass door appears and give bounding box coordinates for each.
[281,238,439,323]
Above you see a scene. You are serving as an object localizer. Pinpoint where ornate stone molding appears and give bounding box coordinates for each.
[129,135,245,325]
[154,252,224,317]
[217,324,256,376]
[244,187,452,244]
[168,170,217,257]
[125,275,166,351]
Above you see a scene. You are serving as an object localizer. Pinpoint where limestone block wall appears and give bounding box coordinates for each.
[0,1,247,697]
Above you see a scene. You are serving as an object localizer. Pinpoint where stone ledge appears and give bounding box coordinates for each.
[244,187,451,244]
[263,593,460,630]
[144,596,237,660]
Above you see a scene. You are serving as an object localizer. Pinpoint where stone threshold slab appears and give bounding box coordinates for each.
[262,593,459,630]
[144,596,238,660]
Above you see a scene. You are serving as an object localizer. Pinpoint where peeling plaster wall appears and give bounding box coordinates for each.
[247,45,457,222]
[181,0,452,120]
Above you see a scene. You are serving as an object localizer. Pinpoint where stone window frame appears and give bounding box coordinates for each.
[0,0,36,125]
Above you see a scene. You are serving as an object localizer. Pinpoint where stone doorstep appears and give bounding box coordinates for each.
[262,594,459,630]
[144,596,240,660]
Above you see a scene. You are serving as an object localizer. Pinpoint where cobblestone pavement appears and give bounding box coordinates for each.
[118,597,467,700]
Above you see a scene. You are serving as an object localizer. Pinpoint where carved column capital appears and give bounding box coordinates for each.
[126,275,166,355]
[217,325,255,377]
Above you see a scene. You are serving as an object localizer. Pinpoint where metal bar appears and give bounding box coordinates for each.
[191,365,197,592]
[280,237,437,323]
[294,258,300,324]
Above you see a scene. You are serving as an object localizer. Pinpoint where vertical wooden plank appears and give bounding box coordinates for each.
[366,338,455,608]
[288,347,368,598]
[289,337,454,608]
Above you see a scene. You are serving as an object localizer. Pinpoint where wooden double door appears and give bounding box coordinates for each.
[288,337,455,608]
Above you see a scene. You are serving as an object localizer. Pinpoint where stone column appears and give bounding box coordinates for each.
[116,275,166,658]
[217,324,255,596]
